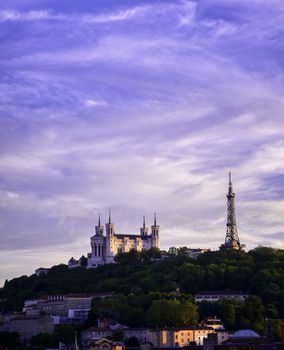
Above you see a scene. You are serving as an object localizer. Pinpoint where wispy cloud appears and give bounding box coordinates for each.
[0,0,284,285]
[0,10,51,21]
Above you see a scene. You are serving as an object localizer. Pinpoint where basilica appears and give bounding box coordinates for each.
[85,212,160,268]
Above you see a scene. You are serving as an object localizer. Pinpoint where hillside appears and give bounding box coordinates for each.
[1,247,284,333]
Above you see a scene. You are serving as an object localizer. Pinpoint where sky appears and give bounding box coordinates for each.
[1,0,284,286]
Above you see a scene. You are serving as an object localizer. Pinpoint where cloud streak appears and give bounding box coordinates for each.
[0,0,284,285]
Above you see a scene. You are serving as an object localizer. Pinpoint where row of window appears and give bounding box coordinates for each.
[176,330,207,337]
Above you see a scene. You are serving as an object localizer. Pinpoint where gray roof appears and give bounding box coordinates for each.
[231,329,261,339]
[196,291,246,296]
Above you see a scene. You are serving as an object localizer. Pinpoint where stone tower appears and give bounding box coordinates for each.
[151,213,160,249]
[95,213,104,236]
[105,211,116,263]
[87,214,105,268]
[140,215,149,236]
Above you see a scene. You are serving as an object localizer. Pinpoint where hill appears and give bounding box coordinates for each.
[1,247,284,334]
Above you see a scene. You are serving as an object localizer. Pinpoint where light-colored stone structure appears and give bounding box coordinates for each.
[10,314,54,342]
[87,213,160,268]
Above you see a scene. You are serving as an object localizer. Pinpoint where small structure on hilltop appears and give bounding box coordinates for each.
[220,173,245,251]
[35,267,50,276]
[201,316,225,330]
[195,291,248,303]
[86,337,124,350]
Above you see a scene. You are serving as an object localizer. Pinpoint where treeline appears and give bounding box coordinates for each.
[86,292,281,336]
[0,325,79,350]
[1,247,284,334]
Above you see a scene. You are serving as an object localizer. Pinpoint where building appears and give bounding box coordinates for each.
[187,248,210,259]
[68,257,82,269]
[149,327,216,347]
[229,329,262,343]
[87,213,160,268]
[168,247,210,259]
[10,314,54,342]
[0,312,23,331]
[195,291,248,303]
[124,328,152,343]
[86,337,124,350]
[203,335,284,350]
[23,294,95,324]
[35,267,50,276]
[82,326,220,347]
[81,322,151,345]
[201,317,224,330]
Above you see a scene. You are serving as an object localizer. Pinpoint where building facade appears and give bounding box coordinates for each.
[81,325,221,347]
[23,294,95,324]
[10,314,54,342]
[87,213,160,268]
[148,327,216,347]
[195,291,248,303]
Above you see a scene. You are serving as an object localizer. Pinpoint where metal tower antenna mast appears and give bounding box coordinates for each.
[221,172,243,250]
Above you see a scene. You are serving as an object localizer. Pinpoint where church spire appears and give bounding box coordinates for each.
[108,210,111,224]
[140,215,148,237]
[95,212,104,236]
[151,212,160,246]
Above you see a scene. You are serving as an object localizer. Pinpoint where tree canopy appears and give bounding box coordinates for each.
[1,246,284,336]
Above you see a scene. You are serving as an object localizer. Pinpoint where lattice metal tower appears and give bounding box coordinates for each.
[220,172,243,250]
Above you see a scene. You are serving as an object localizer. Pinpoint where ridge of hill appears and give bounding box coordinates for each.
[1,247,284,333]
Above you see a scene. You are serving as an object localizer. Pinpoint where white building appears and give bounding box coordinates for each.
[87,213,160,268]
[195,291,248,303]
[35,267,50,276]
[23,294,94,324]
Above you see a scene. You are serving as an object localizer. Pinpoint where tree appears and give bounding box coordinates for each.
[125,336,139,347]
[0,331,20,348]
[30,332,55,348]
[112,330,124,341]
[54,325,76,345]
[216,300,236,330]
[80,255,88,267]
[147,299,198,327]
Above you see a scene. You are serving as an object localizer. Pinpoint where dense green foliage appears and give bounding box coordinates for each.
[0,331,20,348]
[1,247,284,335]
[86,292,198,328]
[30,325,77,348]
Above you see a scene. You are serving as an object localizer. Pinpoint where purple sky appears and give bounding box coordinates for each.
[1,0,284,286]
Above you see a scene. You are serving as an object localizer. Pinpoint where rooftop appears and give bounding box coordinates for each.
[231,329,261,339]
[196,291,247,296]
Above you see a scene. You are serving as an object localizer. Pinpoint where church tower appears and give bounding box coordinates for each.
[140,215,149,236]
[87,213,105,268]
[95,213,104,236]
[220,173,244,250]
[105,211,116,263]
[151,213,160,249]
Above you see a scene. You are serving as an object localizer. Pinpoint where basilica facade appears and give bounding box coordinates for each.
[87,213,160,268]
